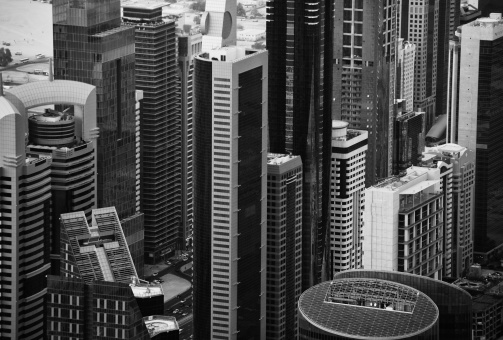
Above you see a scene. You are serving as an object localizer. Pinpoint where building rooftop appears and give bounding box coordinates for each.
[267,153,300,166]
[299,279,438,339]
[130,279,164,299]
[92,24,133,38]
[371,167,431,191]
[143,316,179,337]
[197,46,264,63]
[60,208,138,284]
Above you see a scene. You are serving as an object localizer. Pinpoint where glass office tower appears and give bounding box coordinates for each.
[267,0,334,290]
[193,47,267,340]
[333,0,397,187]
[123,5,181,264]
[52,0,144,273]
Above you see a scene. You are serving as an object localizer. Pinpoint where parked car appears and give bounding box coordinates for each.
[152,272,158,276]
[182,312,188,316]
[173,309,179,314]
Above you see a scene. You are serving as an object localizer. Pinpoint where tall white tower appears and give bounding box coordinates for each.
[201,0,237,51]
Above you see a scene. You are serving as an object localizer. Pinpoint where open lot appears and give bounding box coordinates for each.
[0,0,53,67]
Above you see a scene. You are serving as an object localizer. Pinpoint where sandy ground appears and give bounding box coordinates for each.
[0,0,53,66]
[160,273,191,302]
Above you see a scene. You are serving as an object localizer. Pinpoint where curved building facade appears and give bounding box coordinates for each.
[334,270,473,340]
[299,279,439,339]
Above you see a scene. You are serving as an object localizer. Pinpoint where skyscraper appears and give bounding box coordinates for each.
[177,28,203,249]
[122,5,180,264]
[333,0,397,187]
[193,46,268,340]
[200,0,236,51]
[267,0,333,289]
[52,0,144,272]
[400,0,439,130]
[329,121,367,276]
[0,78,98,339]
[456,14,503,257]
[266,153,303,340]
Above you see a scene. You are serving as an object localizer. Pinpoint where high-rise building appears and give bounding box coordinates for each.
[266,153,303,340]
[396,39,416,113]
[328,121,367,276]
[437,0,461,117]
[0,78,98,339]
[122,4,181,264]
[393,101,426,174]
[0,100,52,340]
[422,144,475,277]
[193,46,268,340]
[363,167,448,280]
[333,0,397,187]
[177,27,203,249]
[400,0,439,130]
[52,0,144,273]
[456,14,503,258]
[267,0,333,290]
[47,207,149,339]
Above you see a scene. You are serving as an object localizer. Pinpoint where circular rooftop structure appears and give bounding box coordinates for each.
[332,120,349,129]
[298,279,439,339]
[28,109,75,146]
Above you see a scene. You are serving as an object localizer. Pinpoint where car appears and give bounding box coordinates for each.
[173,309,179,314]
[182,257,188,261]
[15,52,22,56]
[180,299,186,303]
[152,272,158,276]
[158,279,164,283]
[182,312,188,316]
[165,260,171,265]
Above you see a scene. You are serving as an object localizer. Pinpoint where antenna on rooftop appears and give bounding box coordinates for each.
[0,73,4,96]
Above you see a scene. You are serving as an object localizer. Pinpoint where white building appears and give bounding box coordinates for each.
[200,0,237,51]
[363,167,446,280]
[329,121,367,276]
[193,46,268,340]
[397,38,416,112]
[237,29,266,42]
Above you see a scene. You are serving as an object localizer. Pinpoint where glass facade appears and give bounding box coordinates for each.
[53,0,144,273]
[267,0,334,290]
[334,270,473,340]
[474,37,503,253]
[123,9,180,264]
[193,58,213,340]
[333,0,397,187]
[237,66,263,339]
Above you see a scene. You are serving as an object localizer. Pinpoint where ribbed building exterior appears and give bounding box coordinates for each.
[299,279,439,339]
[123,5,180,264]
[329,121,367,276]
[25,109,96,275]
[0,108,52,339]
[52,0,144,272]
[0,79,98,339]
[47,207,148,339]
[177,28,202,249]
[422,144,475,277]
[193,47,267,340]
[456,14,503,257]
[363,166,448,280]
[266,153,302,340]
[267,0,333,290]
[400,0,439,131]
[333,0,397,187]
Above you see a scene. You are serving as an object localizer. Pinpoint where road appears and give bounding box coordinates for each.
[146,256,194,339]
